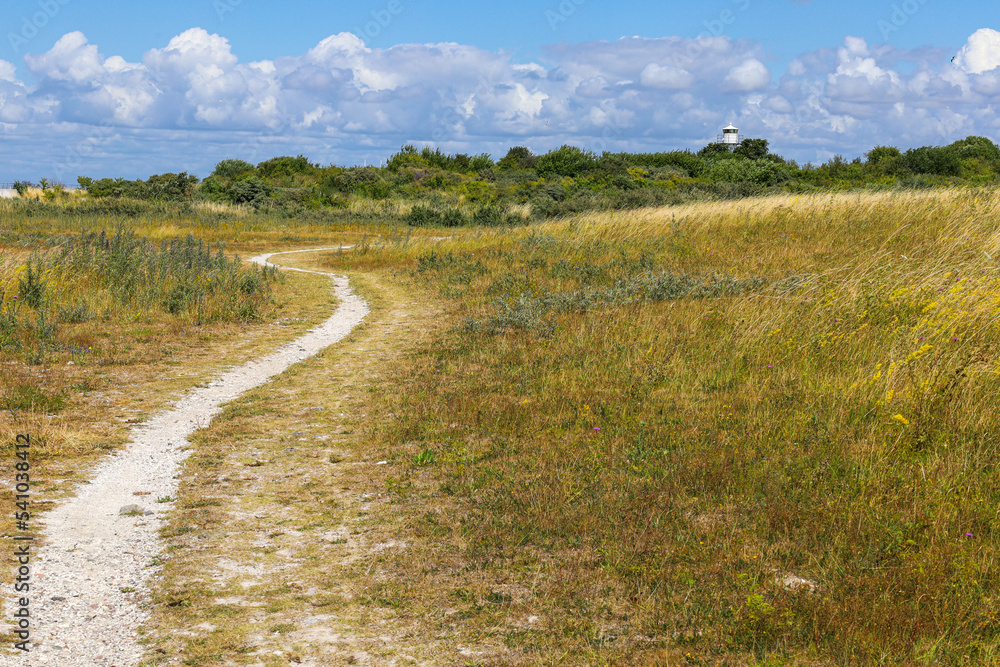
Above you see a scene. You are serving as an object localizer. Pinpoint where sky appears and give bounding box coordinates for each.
[0,0,998,183]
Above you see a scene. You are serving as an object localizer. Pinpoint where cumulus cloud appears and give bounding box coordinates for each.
[24,31,105,85]
[954,28,1000,75]
[1,27,999,180]
[0,60,20,83]
[640,63,694,90]
[724,59,771,91]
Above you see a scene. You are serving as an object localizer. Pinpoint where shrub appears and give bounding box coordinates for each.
[441,208,468,227]
[901,146,961,176]
[386,145,426,172]
[470,204,505,227]
[470,153,495,172]
[947,136,1000,165]
[212,159,255,179]
[163,283,198,314]
[617,151,706,177]
[733,138,770,160]
[255,155,317,178]
[405,205,443,227]
[229,178,272,208]
[144,172,199,201]
[866,145,902,165]
[326,167,385,194]
[198,176,230,201]
[708,158,789,186]
[536,145,599,178]
[497,146,538,171]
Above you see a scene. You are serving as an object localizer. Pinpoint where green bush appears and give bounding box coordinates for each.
[469,153,495,172]
[947,136,1000,165]
[405,205,444,227]
[536,145,599,178]
[256,155,317,179]
[326,167,387,195]
[441,208,467,227]
[212,159,255,179]
[708,158,789,186]
[471,204,505,227]
[229,178,272,208]
[497,146,538,171]
[617,151,706,177]
[901,146,961,176]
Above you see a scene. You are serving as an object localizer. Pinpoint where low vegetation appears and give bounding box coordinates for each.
[2,166,999,664]
[315,188,1000,665]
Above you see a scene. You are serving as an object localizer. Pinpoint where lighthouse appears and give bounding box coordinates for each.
[717,123,743,147]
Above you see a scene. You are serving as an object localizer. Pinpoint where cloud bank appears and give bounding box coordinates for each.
[1,27,999,180]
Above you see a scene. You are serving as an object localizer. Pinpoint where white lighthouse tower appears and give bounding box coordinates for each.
[717,123,743,148]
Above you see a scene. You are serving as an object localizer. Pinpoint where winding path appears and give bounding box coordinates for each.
[8,249,365,666]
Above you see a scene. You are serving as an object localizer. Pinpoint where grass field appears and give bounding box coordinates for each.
[2,188,1000,665]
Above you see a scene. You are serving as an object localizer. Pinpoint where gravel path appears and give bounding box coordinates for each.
[5,249,366,666]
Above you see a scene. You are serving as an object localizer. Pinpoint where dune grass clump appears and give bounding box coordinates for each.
[0,226,280,363]
[52,227,279,321]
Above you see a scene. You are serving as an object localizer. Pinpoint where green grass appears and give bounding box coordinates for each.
[0,383,67,413]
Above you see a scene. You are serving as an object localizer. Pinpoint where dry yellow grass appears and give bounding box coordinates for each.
[314,187,1000,665]
[4,189,1000,665]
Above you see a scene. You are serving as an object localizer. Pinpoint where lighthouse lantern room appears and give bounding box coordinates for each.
[717,123,743,147]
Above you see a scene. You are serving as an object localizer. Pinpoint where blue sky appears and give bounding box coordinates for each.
[1,0,998,182]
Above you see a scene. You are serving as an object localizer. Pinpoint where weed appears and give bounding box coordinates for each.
[17,257,46,308]
[0,384,66,413]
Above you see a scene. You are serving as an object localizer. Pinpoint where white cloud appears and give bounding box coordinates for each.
[640,63,694,90]
[145,28,238,81]
[724,59,771,91]
[0,60,20,83]
[1,28,999,180]
[955,28,1000,75]
[24,31,105,85]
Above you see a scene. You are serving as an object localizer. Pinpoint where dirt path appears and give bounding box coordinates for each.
[6,250,367,666]
[140,255,468,666]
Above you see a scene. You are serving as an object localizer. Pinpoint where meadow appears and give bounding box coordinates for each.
[2,188,999,665]
[319,188,1000,665]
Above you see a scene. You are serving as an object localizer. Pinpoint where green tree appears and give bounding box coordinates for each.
[255,155,317,179]
[229,177,272,208]
[536,145,598,178]
[733,138,769,160]
[497,146,538,171]
[865,145,901,165]
[901,146,961,176]
[212,159,255,179]
[145,172,199,201]
[698,142,734,157]
[386,145,425,171]
[947,136,1000,163]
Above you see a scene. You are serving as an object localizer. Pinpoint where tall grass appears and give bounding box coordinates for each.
[324,189,1000,664]
[0,226,280,361]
